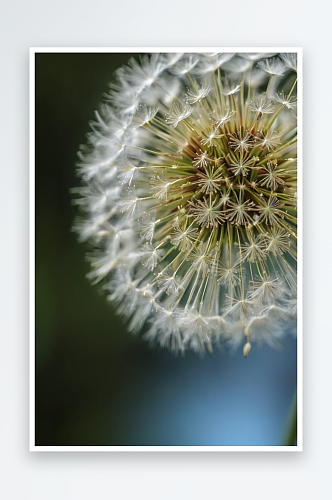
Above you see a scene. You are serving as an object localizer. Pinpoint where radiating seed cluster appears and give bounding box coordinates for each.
[73,52,298,356]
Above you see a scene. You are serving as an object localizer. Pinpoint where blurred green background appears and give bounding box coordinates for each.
[35,53,296,446]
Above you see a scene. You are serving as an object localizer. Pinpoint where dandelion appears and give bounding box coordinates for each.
[73,51,298,356]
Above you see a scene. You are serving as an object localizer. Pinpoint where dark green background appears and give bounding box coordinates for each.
[35,53,296,446]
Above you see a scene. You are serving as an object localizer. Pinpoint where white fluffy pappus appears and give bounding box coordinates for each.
[73,52,298,357]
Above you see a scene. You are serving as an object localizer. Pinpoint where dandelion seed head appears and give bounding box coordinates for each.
[73,52,298,355]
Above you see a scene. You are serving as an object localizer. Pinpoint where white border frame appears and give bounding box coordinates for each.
[29,47,302,452]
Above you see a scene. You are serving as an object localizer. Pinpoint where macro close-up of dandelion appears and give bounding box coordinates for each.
[5,0,328,483]
[72,51,298,358]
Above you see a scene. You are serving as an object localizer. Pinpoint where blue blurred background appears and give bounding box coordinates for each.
[35,53,297,446]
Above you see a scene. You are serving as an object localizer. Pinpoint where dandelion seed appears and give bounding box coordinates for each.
[196,166,225,193]
[187,242,218,275]
[224,295,254,322]
[200,126,223,147]
[162,53,184,66]
[139,210,157,243]
[118,157,139,186]
[210,108,236,128]
[185,83,212,104]
[150,176,171,200]
[165,101,193,128]
[226,199,255,226]
[249,97,274,114]
[119,54,165,91]
[194,53,235,75]
[133,105,159,127]
[183,309,213,350]
[145,306,185,352]
[192,151,211,169]
[219,189,232,206]
[274,91,297,110]
[257,57,287,76]
[189,197,226,228]
[280,53,297,72]
[224,57,251,73]
[139,244,164,271]
[240,53,276,61]
[217,261,242,286]
[171,56,199,76]
[256,130,281,151]
[170,220,199,252]
[238,233,267,262]
[228,153,256,177]
[243,342,251,358]
[228,129,255,153]
[248,277,287,304]
[256,196,284,225]
[157,269,182,296]
[222,81,242,95]
[260,160,285,191]
[119,192,140,218]
[265,227,290,256]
